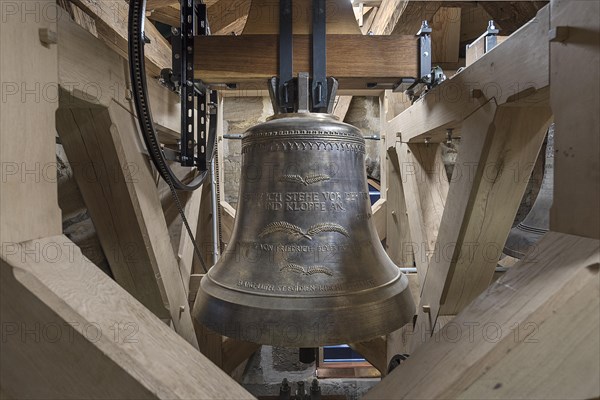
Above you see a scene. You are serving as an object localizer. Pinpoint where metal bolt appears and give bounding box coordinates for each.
[424,137,431,147]
[179,305,185,312]
[422,305,431,313]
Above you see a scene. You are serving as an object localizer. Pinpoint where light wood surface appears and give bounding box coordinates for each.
[365,231,600,399]
[0,236,254,399]
[56,94,199,346]
[397,142,449,287]
[388,5,550,143]
[0,0,62,245]
[70,0,171,76]
[549,0,600,240]
[57,12,181,140]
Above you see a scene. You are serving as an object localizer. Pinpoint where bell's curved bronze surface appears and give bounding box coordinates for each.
[193,113,415,347]
[504,125,554,259]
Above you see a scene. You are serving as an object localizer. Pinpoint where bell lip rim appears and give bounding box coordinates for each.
[266,112,340,122]
[203,267,407,299]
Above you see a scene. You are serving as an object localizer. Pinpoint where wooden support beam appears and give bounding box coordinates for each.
[396,142,449,287]
[388,6,550,143]
[369,0,408,35]
[208,0,251,34]
[194,35,418,89]
[550,0,600,240]
[147,0,179,10]
[480,1,548,35]
[148,5,180,27]
[365,232,600,399]
[0,0,62,244]
[380,90,413,268]
[392,1,442,35]
[332,96,353,121]
[70,0,171,76]
[56,93,199,347]
[372,199,387,241]
[430,7,461,64]
[57,12,181,141]
[0,236,254,399]
[412,93,552,350]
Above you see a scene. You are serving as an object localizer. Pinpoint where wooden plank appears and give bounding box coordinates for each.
[0,0,62,244]
[194,35,418,88]
[412,95,552,351]
[397,142,449,287]
[243,0,360,34]
[392,1,442,35]
[177,184,204,294]
[388,5,550,143]
[220,201,237,244]
[385,146,413,268]
[549,0,600,240]
[369,0,408,35]
[57,13,181,141]
[147,0,179,10]
[438,102,551,315]
[70,0,171,76]
[0,236,254,399]
[56,94,199,347]
[381,90,413,268]
[430,7,461,64]
[332,96,353,121]
[208,0,251,34]
[372,199,387,241]
[480,1,548,35]
[148,5,180,27]
[465,35,508,67]
[364,231,600,399]
[460,4,492,44]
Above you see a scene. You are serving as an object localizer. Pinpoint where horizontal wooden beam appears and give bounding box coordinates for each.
[194,35,418,89]
[388,5,550,143]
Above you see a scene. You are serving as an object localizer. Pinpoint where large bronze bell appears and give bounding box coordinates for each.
[193,113,415,347]
[503,125,554,258]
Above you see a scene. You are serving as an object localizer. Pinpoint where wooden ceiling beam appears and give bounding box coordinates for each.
[194,34,418,89]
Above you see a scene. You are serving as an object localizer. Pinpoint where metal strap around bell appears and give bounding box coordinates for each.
[311,0,327,111]
[278,0,294,113]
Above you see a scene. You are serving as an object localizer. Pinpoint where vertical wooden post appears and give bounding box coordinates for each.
[0,0,62,244]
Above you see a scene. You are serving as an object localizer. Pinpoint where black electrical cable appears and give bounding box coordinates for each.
[128,0,212,272]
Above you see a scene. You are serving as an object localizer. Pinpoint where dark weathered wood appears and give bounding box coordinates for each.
[194,35,418,89]
[480,1,548,34]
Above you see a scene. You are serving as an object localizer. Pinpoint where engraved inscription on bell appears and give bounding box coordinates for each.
[192,113,415,347]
